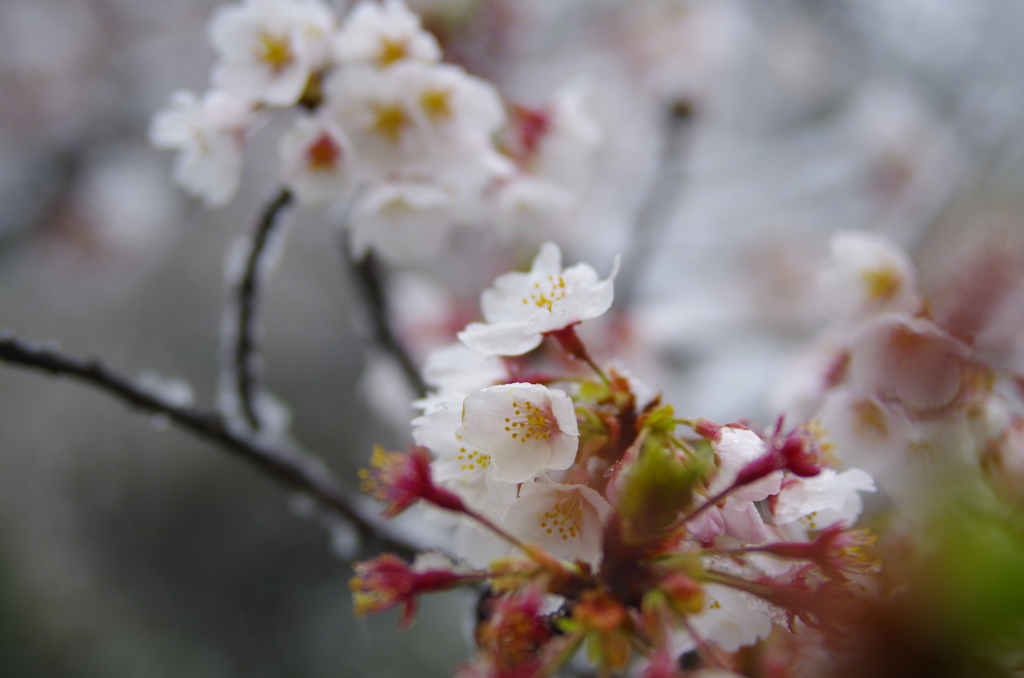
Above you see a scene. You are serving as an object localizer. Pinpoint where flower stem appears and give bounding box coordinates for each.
[548,325,609,385]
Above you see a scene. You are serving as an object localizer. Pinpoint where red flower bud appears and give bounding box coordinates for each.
[350,553,471,628]
[358,445,467,518]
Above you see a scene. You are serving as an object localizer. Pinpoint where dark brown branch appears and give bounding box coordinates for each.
[234,188,294,431]
[0,333,417,558]
[345,248,428,398]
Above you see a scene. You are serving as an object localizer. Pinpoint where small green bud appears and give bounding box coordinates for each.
[617,438,710,544]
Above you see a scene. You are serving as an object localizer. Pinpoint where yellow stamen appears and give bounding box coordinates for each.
[370,104,409,144]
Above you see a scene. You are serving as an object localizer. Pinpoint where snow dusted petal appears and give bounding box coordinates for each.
[458,383,579,484]
[501,481,612,565]
[278,114,354,205]
[817,231,920,326]
[149,89,251,207]
[772,468,876,530]
[334,0,440,68]
[458,242,620,356]
[348,180,453,262]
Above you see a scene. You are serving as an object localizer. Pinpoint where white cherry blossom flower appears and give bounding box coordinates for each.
[817,231,921,326]
[334,0,441,68]
[278,114,354,205]
[348,180,454,263]
[148,89,255,207]
[402,62,506,145]
[325,65,425,173]
[501,480,612,565]
[671,583,773,654]
[817,388,913,481]
[412,392,517,520]
[458,242,620,356]
[209,0,335,106]
[772,468,876,537]
[421,343,508,395]
[457,383,579,484]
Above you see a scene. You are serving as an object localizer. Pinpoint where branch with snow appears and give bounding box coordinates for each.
[0,332,418,558]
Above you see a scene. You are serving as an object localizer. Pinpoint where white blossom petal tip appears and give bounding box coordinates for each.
[458,243,620,356]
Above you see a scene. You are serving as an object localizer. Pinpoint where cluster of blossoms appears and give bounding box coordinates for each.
[776,232,1024,513]
[352,242,882,677]
[148,0,599,262]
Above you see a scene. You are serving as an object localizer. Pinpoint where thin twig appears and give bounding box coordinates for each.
[616,100,695,307]
[0,333,418,559]
[234,188,294,431]
[344,246,428,397]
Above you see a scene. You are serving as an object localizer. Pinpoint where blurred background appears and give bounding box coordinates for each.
[2,0,1024,676]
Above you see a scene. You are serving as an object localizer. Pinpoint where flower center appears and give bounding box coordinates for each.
[370,103,410,143]
[503,400,557,444]
[306,132,341,171]
[377,37,409,66]
[862,266,901,300]
[538,494,583,541]
[420,88,453,122]
[255,31,294,72]
[522,275,567,311]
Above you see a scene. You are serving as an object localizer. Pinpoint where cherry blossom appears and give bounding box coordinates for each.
[816,231,921,326]
[148,89,255,207]
[501,480,612,565]
[278,114,354,205]
[332,0,440,69]
[771,468,876,536]
[459,242,620,356]
[457,383,579,484]
[846,313,971,411]
[348,180,455,263]
[209,0,335,106]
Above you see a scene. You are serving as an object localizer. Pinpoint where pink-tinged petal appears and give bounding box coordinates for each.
[501,481,612,565]
[848,313,971,410]
[721,498,769,544]
[686,505,726,542]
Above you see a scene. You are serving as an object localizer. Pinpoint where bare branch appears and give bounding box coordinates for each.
[0,333,418,559]
[233,188,294,430]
